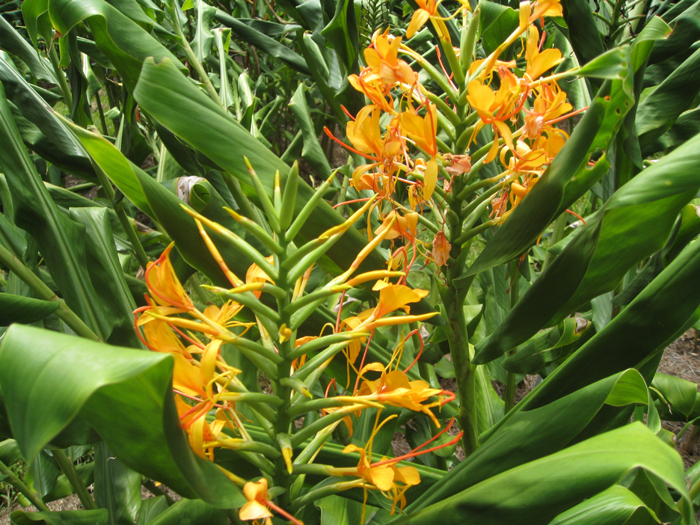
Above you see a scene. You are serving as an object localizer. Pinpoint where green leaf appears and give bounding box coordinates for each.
[405,369,649,513]
[25,451,60,498]
[513,235,700,413]
[636,46,700,147]
[548,485,660,525]
[135,496,168,525]
[560,0,606,70]
[214,10,310,75]
[43,462,95,504]
[0,83,109,340]
[0,293,59,325]
[94,443,142,525]
[0,325,246,508]
[474,132,700,364]
[69,208,142,348]
[47,0,185,91]
[0,57,96,182]
[289,84,332,179]
[393,423,691,525]
[651,373,697,418]
[0,15,54,82]
[321,0,359,73]
[10,509,109,525]
[479,2,518,56]
[132,57,391,279]
[141,499,228,525]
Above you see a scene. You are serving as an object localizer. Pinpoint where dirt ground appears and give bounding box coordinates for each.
[2,331,699,523]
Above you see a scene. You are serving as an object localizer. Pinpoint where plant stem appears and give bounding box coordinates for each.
[115,202,150,270]
[167,0,223,109]
[442,169,480,455]
[52,449,97,510]
[0,458,51,512]
[142,479,176,505]
[48,45,72,111]
[0,244,99,341]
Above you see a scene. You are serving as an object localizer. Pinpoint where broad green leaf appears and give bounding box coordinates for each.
[141,499,228,525]
[503,317,590,374]
[94,443,142,525]
[132,57,397,281]
[10,509,109,525]
[0,15,54,82]
[405,370,648,513]
[479,2,518,56]
[0,293,58,325]
[0,57,96,182]
[0,325,246,508]
[474,133,700,364]
[548,485,660,525]
[135,496,168,525]
[651,373,697,418]
[643,109,700,156]
[190,0,217,65]
[47,0,184,91]
[43,462,95,504]
[25,451,61,498]
[69,208,142,348]
[289,84,332,179]
[214,10,310,75]
[321,0,359,73]
[636,46,700,147]
[513,236,700,412]
[559,0,606,70]
[0,83,109,340]
[393,423,691,525]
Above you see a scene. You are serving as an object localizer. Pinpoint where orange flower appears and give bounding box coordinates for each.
[372,282,428,319]
[524,26,564,82]
[364,30,417,88]
[400,103,438,158]
[145,243,193,310]
[358,369,446,426]
[341,443,421,513]
[374,211,419,241]
[239,479,273,524]
[405,0,437,39]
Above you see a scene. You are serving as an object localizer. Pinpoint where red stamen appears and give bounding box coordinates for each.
[546,105,588,125]
[440,390,456,406]
[170,323,207,350]
[333,197,373,209]
[565,209,586,224]
[341,105,356,121]
[370,424,463,467]
[323,127,381,162]
[266,500,304,525]
[325,378,337,398]
[353,331,375,394]
[404,328,423,372]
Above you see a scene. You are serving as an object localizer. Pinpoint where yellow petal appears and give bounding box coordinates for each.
[423,158,438,201]
[239,500,272,521]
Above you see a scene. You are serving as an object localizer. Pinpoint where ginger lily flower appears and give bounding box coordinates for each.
[145,243,193,310]
[432,231,451,266]
[239,479,273,524]
[364,30,417,88]
[524,26,564,82]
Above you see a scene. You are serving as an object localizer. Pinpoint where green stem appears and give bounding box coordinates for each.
[53,449,97,510]
[167,0,223,108]
[115,202,149,270]
[0,244,99,341]
[94,92,109,135]
[0,458,51,512]
[48,46,72,111]
[142,479,175,505]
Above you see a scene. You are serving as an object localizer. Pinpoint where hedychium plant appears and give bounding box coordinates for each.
[132,164,460,521]
[325,0,610,452]
[2,0,700,522]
